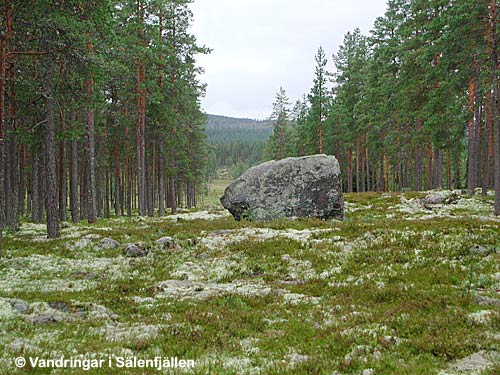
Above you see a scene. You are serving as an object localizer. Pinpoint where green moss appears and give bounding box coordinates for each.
[0,192,499,374]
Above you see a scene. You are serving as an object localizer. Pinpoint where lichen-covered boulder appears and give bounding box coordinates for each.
[220,155,344,221]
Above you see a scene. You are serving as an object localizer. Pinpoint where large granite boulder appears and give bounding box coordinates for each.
[220,155,344,221]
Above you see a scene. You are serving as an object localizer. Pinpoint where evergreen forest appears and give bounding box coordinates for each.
[0,2,499,374]
[0,0,209,250]
[266,0,500,216]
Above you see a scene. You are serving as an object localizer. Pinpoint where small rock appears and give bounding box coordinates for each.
[48,302,69,313]
[74,308,87,319]
[469,244,490,256]
[363,232,376,241]
[362,369,374,375]
[61,221,71,229]
[448,351,493,373]
[84,233,101,240]
[209,229,233,236]
[125,243,147,257]
[29,313,60,325]
[6,338,34,352]
[155,236,177,249]
[10,299,29,314]
[474,295,500,306]
[422,191,460,205]
[99,238,120,250]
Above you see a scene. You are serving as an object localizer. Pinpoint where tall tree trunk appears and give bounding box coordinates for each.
[347,148,353,193]
[136,57,146,216]
[31,149,39,222]
[114,139,120,216]
[446,148,451,190]
[158,139,165,216]
[85,43,97,223]
[355,135,360,192]
[96,161,102,217]
[58,112,67,221]
[80,146,87,219]
[467,78,477,196]
[433,148,443,189]
[18,145,25,216]
[426,144,433,190]
[385,154,389,192]
[5,58,18,231]
[43,48,59,238]
[0,0,13,255]
[365,133,370,192]
[70,137,79,223]
[135,2,147,217]
[125,127,132,217]
[37,148,45,223]
[491,0,500,215]
[104,167,110,218]
[414,119,424,191]
[168,177,176,214]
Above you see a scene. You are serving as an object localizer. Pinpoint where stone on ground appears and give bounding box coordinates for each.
[99,238,120,250]
[155,236,177,249]
[124,243,147,257]
[220,154,344,221]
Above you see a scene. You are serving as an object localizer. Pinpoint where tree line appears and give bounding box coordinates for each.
[0,0,209,252]
[266,0,500,215]
[205,114,271,178]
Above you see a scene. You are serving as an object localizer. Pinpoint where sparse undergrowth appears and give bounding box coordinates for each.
[0,191,499,375]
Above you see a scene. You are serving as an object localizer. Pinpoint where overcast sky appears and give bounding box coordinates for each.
[190,0,388,120]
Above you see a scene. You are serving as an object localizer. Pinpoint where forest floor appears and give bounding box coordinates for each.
[0,184,499,375]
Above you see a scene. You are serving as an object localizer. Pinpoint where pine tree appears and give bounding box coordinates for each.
[269,87,290,160]
[307,46,330,155]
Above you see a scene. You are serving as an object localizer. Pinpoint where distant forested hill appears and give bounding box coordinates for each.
[205,115,273,177]
[205,114,272,143]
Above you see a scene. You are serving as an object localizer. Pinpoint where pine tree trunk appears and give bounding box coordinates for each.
[104,167,110,218]
[453,147,461,189]
[168,177,176,214]
[365,134,370,192]
[158,139,165,216]
[426,144,433,190]
[467,78,476,196]
[96,163,102,217]
[5,61,18,232]
[80,152,87,219]
[433,148,443,189]
[85,77,97,223]
[446,148,451,190]
[70,137,79,223]
[58,115,67,222]
[414,119,424,191]
[355,135,360,192]
[18,146,25,216]
[385,154,389,192]
[31,149,39,222]
[347,148,353,193]
[0,40,4,257]
[43,49,59,238]
[37,149,45,223]
[114,140,120,216]
[146,153,154,217]
[492,0,500,215]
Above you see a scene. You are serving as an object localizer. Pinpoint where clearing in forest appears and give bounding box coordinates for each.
[0,189,499,375]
